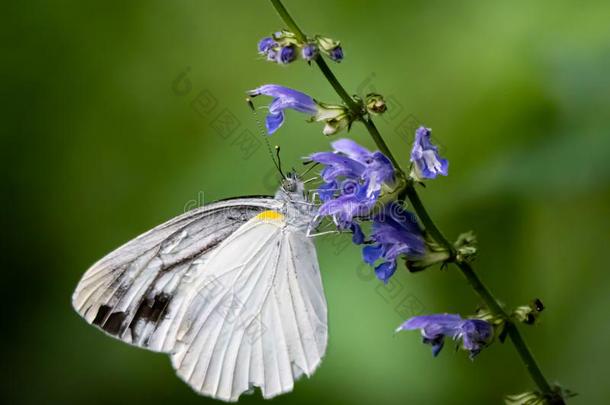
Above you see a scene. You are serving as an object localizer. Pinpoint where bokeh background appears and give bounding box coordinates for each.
[5,0,610,404]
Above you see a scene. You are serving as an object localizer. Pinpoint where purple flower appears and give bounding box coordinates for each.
[362,202,425,283]
[258,37,276,54]
[350,222,365,244]
[410,126,448,180]
[265,47,278,62]
[277,45,296,64]
[257,34,297,65]
[397,314,493,358]
[248,85,318,134]
[329,46,344,62]
[310,139,396,241]
[315,139,394,193]
[248,85,352,136]
[317,180,338,202]
[316,178,378,228]
[302,43,318,61]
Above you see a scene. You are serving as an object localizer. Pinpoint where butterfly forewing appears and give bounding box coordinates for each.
[72,197,279,352]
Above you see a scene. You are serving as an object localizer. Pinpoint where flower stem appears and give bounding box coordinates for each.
[458,260,559,401]
[268,0,563,401]
[269,0,358,112]
[360,118,405,183]
[404,184,455,254]
[270,0,564,404]
[269,0,400,169]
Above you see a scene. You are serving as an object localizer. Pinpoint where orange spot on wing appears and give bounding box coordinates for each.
[255,210,284,221]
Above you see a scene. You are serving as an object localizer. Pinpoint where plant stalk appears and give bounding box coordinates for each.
[269,0,563,402]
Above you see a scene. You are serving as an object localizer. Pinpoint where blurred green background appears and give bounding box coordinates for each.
[4,0,610,403]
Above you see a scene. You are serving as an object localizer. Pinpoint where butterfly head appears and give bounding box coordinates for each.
[275,171,317,231]
[280,171,301,192]
[278,171,305,200]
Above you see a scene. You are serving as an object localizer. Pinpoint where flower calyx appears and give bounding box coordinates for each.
[454,231,478,263]
[512,298,545,325]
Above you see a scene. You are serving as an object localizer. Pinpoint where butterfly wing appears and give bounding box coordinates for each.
[72,197,280,353]
[170,211,328,402]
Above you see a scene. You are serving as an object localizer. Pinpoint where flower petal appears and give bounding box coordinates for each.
[267,95,317,116]
[310,152,366,181]
[330,138,371,158]
[398,314,459,330]
[351,222,365,245]
[318,193,375,225]
[317,181,337,202]
[459,319,493,357]
[374,260,397,283]
[265,111,284,134]
[249,85,318,134]
[423,335,446,357]
[362,244,384,265]
[369,203,425,258]
[249,85,314,105]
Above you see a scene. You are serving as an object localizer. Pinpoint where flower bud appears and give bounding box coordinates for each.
[266,48,278,62]
[365,93,387,115]
[312,102,351,136]
[328,46,343,62]
[315,35,343,62]
[505,385,576,405]
[272,30,298,44]
[302,43,318,61]
[322,115,350,136]
[258,37,276,54]
[455,231,477,263]
[259,31,343,64]
[276,45,296,64]
[258,31,300,65]
[316,35,340,51]
[512,299,545,325]
[504,391,544,404]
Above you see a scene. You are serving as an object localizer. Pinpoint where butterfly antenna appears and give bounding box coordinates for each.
[275,145,286,179]
[247,97,285,179]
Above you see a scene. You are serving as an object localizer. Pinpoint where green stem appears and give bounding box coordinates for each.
[271,0,401,170]
[270,0,357,111]
[270,1,402,171]
[456,261,507,316]
[505,323,556,396]
[269,0,563,402]
[458,260,557,399]
[404,184,454,254]
[360,118,404,181]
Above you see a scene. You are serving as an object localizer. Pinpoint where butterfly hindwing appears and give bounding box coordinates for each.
[170,212,328,401]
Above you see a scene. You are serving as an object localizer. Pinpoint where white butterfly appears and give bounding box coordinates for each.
[72,173,328,402]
